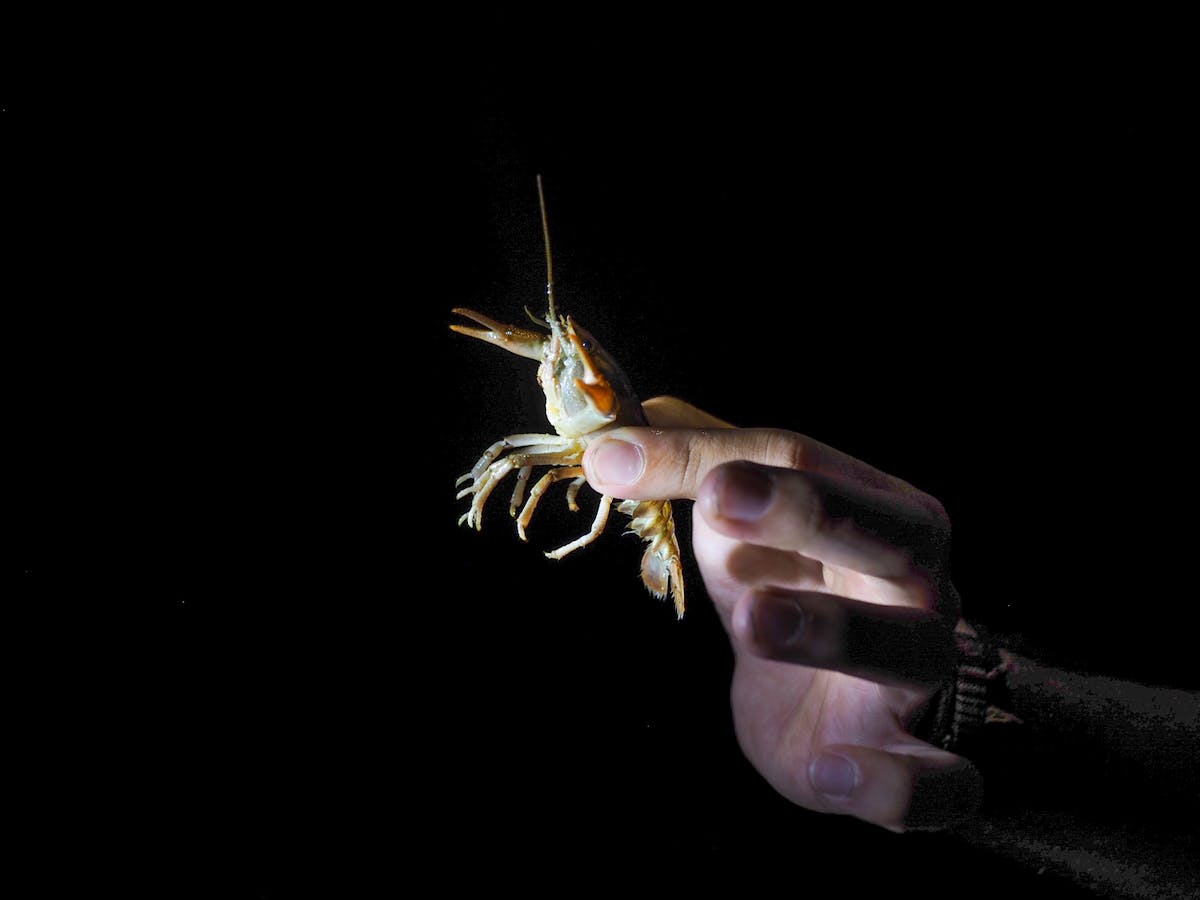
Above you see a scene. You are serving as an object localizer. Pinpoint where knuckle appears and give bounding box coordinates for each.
[786,470,830,542]
[910,513,952,574]
[925,494,949,524]
[680,436,709,494]
[913,490,950,529]
[761,429,814,472]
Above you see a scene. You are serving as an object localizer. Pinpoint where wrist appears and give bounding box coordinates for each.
[910,622,1021,758]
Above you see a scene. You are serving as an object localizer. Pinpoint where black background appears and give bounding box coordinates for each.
[10,11,1190,897]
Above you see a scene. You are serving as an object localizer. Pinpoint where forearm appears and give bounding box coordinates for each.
[1004,653,1200,799]
[948,652,1200,899]
[954,808,1198,900]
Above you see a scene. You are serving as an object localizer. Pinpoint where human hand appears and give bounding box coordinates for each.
[583,397,982,832]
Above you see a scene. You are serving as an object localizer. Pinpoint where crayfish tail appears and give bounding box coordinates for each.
[668,556,685,619]
[626,498,686,618]
[638,547,686,619]
[640,547,670,599]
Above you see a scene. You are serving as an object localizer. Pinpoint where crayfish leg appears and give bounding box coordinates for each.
[463,445,585,531]
[516,465,585,541]
[509,466,533,517]
[469,433,573,481]
[565,476,587,512]
[545,493,613,560]
[465,457,515,529]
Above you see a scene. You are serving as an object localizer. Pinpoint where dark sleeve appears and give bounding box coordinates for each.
[947,652,1200,899]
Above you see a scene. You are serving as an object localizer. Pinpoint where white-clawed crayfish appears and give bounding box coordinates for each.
[452,177,686,617]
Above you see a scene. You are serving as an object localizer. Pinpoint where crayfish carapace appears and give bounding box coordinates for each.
[452,177,686,617]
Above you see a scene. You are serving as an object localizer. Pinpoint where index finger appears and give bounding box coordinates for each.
[584,419,941,518]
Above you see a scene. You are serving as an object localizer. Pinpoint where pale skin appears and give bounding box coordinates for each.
[582,396,976,831]
[581,397,1200,859]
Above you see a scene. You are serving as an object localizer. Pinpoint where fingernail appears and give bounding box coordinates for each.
[714,463,773,521]
[590,439,645,485]
[750,596,808,651]
[810,753,858,798]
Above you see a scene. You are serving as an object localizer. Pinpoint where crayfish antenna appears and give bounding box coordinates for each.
[537,174,557,323]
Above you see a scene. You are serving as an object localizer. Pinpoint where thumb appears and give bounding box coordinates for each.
[583,426,819,501]
[808,743,982,832]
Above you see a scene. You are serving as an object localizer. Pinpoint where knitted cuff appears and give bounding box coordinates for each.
[912,627,1021,756]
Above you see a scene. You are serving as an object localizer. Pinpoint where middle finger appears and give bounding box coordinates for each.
[697,461,949,580]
